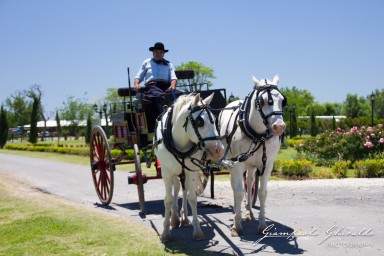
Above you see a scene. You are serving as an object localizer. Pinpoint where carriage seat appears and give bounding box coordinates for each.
[118,87,136,97]
[175,69,195,80]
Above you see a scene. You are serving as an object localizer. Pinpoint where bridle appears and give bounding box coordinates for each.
[220,83,286,175]
[155,100,221,171]
[239,83,286,140]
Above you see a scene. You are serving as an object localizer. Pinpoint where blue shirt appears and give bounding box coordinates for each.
[134,58,177,84]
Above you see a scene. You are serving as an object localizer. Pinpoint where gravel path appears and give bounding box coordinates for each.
[1,153,383,255]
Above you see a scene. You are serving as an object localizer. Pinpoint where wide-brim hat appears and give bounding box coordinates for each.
[149,42,169,52]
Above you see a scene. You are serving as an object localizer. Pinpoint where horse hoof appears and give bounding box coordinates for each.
[193,233,205,241]
[180,218,191,227]
[171,218,181,228]
[245,212,254,221]
[161,233,172,243]
[231,227,242,237]
[258,225,267,234]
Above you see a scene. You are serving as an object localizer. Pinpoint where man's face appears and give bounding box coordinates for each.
[153,49,165,60]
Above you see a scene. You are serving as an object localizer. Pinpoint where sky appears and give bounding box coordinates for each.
[1,0,383,118]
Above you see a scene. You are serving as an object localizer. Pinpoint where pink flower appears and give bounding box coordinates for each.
[371,133,375,138]
[379,138,384,144]
[300,143,304,147]
[364,141,374,148]
[367,127,373,132]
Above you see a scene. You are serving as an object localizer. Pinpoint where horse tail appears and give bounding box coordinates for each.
[195,172,208,196]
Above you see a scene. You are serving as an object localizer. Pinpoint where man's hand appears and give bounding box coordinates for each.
[134,79,140,91]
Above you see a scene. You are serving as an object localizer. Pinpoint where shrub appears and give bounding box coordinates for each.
[353,159,384,178]
[331,161,350,178]
[296,124,384,165]
[317,168,334,179]
[280,159,314,177]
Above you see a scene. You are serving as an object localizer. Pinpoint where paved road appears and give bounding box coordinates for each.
[1,153,383,255]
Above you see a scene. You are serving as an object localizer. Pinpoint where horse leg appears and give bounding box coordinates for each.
[257,174,269,234]
[230,165,245,237]
[161,173,173,242]
[180,186,191,227]
[170,175,181,228]
[186,172,204,240]
[245,168,255,221]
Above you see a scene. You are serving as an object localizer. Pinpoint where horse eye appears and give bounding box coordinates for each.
[195,116,205,127]
[258,97,265,106]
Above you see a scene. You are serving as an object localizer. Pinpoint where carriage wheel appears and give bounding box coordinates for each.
[90,125,114,205]
[134,144,146,214]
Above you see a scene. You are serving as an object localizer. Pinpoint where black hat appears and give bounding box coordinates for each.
[149,42,169,52]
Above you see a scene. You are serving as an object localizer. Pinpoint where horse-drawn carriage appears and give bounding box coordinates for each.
[89,69,227,214]
[89,69,287,240]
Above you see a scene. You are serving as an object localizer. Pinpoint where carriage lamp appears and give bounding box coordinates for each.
[93,103,109,138]
[93,104,103,121]
[228,92,235,103]
[370,92,375,127]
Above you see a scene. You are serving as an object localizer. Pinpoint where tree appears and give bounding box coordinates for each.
[28,97,39,144]
[176,61,216,92]
[60,95,90,138]
[371,89,384,119]
[291,107,298,138]
[25,84,52,141]
[104,88,120,104]
[323,102,338,116]
[85,112,92,144]
[5,92,32,128]
[280,86,315,116]
[0,105,9,148]
[55,110,62,142]
[310,111,318,137]
[341,94,368,118]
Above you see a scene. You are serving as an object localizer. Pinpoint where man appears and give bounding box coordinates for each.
[134,42,177,116]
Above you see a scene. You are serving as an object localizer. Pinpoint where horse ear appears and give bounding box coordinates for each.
[272,74,280,85]
[194,93,201,105]
[252,75,260,87]
[202,93,214,106]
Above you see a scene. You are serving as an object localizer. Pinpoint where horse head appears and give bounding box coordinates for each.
[251,74,286,136]
[180,93,224,161]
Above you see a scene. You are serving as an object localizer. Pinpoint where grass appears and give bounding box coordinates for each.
[0,177,214,256]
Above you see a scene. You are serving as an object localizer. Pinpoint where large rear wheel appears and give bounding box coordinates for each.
[90,125,114,205]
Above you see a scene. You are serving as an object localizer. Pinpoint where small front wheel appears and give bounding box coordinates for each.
[90,125,114,205]
[134,144,146,214]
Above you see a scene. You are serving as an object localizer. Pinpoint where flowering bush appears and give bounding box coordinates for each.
[296,124,384,165]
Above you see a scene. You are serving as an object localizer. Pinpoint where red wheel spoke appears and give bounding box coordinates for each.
[90,126,114,205]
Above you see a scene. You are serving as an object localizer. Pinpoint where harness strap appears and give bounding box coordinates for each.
[221,85,284,175]
[156,104,213,172]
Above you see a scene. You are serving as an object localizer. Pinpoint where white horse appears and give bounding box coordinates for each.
[219,74,286,236]
[154,93,224,242]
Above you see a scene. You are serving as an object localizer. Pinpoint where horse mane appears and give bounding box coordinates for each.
[171,93,197,124]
